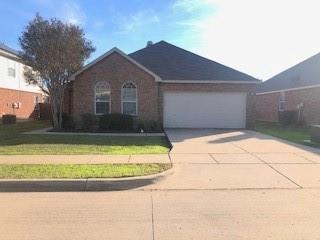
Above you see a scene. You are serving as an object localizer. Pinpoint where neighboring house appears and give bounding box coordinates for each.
[256,52,320,125]
[0,43,43,119]
[66,41,260,129]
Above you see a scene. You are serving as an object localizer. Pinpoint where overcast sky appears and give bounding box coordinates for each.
[1,0,320,80]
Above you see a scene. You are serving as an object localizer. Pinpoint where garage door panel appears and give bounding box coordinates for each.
[163,92,246,128]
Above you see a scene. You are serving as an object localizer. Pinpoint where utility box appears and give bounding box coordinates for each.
[311,125,320,143]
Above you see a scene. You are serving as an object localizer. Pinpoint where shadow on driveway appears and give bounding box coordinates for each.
[0,175,167,192]
[165,128,320,153]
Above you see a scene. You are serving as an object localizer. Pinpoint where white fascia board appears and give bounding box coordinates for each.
[0,50,21,62]
[70,47,162,81]
[256,84,320,95]
[0,86,42,94]
[159,80,261,84]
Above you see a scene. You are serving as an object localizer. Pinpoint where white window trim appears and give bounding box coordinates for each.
[8,67,16,78]
[94,81,111,115]
[278,92,286,112]
[279,101,286,111]
[121,82,138,116]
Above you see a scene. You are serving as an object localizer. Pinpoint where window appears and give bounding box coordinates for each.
[34,96,40,111]
[95,81,111,115]
[279,91,286,111]
[122,82,137,116]
[8,67,15,77]
[34,96,39,107]
[34,96,39,104]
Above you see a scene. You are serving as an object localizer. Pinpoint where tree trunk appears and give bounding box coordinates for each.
[49,86,64,130]
[50,93,59,130]
[58,91,63,129]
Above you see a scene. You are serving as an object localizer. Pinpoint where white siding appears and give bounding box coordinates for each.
[0,53,41,93]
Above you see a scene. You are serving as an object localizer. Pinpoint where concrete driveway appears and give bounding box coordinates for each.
[166,128,317,155]
[160,129,320,190]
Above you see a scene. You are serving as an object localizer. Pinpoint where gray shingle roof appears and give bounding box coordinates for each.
[0,43,19,56]
[129,41,258,82]
[257,52,320,93]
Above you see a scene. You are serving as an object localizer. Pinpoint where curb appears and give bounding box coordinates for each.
[0,165,174,192]
[163,130,173,151]
[23,128,165,137]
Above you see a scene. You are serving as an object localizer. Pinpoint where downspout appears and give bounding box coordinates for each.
[157,81,163,127]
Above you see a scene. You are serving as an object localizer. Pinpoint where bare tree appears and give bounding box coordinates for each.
[19,14,95,129]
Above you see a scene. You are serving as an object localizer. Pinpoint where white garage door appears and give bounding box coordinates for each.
[163,92,247,128]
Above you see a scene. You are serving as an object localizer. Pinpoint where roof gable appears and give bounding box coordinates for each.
[70,47,161,81]
[129,41,259,82]
[0,43,20,61]
[71,41,259,84]
[257,52,320,93]
[0,43,19,56]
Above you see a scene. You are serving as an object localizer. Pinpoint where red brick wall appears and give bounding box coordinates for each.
[0,88,42,119]
[63,84,73,115]
[255,87,320,125]
[255,92,280,122]
[160,83,257,128]
[72,52,159,125]
[70,51,257,128]
[286,87,320,124]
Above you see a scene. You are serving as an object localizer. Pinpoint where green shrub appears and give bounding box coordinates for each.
[61,113,74,129]
[99,113,134,131]
[136,121,145,132]
[2,114,16,124]
[143,120,162,132]
[279,110,297,126]
[81,113,97,131]
[99,114,111,130]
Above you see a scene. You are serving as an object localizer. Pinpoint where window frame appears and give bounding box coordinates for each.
[278,91,286,111]
[121,82,138,116]
[34,95,39,105]
[8,67,16,78]
[94,81,111,115]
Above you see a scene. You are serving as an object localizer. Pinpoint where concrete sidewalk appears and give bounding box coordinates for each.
[0,154,171,164]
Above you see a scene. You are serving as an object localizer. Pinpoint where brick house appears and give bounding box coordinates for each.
[256,52,320,125]
[0,43,43,119]
[66,41,260,129]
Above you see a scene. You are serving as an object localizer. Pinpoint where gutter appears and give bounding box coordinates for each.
[158,80,261,84]
[256,84,320,95]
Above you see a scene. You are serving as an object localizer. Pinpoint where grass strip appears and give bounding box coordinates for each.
[0,163,171,179]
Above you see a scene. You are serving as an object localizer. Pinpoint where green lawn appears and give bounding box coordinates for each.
[255,121,320,148]
[0,120,51,140]
[0,163,171,179]
[0,121,170,155]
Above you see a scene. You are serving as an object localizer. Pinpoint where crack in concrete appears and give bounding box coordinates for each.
[150,193,155,240]
[84,178,89,191]
[293,152,317,163]
[252,154,304,189]
[229,142,304,188]
[265,164,303,189]
[208,153,219,163]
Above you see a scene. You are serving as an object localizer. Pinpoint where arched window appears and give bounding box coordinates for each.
[122,82,137,116]
[95,81,111,115]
